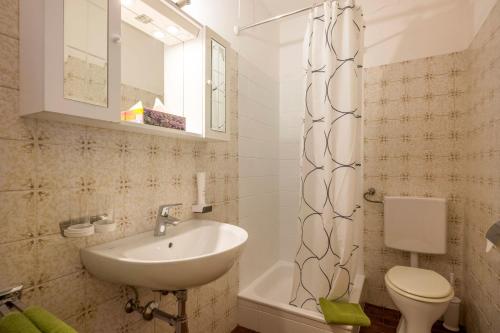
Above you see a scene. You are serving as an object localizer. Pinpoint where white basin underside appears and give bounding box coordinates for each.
[81,220,247,290]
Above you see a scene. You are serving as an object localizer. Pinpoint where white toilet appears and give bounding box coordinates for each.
[383,196,454,333]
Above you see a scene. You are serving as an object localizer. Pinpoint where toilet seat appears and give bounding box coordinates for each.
[385,266,454,303]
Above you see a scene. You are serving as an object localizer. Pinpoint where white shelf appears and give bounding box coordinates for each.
[118,121,203,140]
[27,111,207,141]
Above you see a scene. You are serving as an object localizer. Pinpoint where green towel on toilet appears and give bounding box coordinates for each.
[319,298,371,327]
[0,312,42,333]
[24,307,77,333]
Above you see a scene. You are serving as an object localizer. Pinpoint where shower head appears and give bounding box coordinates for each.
[175,0,191,8]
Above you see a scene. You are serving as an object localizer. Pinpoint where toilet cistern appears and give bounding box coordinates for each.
[383,196,453,333]
[384,196,448,266]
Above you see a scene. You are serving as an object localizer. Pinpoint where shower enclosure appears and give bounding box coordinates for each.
[237,1,365,332]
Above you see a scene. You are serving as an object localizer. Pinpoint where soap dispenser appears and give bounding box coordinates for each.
[192,172,212,213]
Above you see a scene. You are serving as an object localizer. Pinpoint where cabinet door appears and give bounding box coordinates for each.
[63,0,113,109]
[33,0,121,122]
[204,27,230,141]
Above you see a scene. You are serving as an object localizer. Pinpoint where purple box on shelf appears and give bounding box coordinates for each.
[143,108,186,131]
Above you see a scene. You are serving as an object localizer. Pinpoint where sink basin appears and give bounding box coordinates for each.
[81,220,248,290]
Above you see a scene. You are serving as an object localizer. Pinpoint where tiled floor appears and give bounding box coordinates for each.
[232,303,466,333]
[360,303,466,333]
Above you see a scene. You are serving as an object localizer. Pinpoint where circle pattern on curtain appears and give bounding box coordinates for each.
[289,0,364,311]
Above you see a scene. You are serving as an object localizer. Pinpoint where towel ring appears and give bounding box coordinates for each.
[363,188,383,204]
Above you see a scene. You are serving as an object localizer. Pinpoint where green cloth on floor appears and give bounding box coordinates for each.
[0,312,42,333]
[319,298,371,327]
[23,306,78,333]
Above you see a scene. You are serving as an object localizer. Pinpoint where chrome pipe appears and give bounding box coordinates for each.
[124,289,189,333]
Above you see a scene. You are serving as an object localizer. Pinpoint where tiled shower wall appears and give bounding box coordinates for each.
[278,15,306,263]
[363,2,500,331]
[0,2,240,333]
[462,2,500,332]
[238,56,280,289]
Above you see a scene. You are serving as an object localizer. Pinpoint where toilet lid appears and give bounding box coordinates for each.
[386,266,452,299]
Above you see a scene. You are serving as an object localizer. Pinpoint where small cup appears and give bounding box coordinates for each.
[94,219,117,233]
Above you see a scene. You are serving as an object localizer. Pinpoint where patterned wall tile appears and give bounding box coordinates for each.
[363,52,468,308]
[461,2,500,333]
[0,138,36,191]
[0,0,18,39]
[0,4,240,333]
[0,190,36,243]
[0,32,18,89]
[0,239,38,288]
[0,86,34,140]
[363,4,500,332]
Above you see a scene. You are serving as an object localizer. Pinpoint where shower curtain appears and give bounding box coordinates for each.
[290,0,364,311]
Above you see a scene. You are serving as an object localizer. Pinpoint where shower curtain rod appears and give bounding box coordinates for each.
[234,1,363,35]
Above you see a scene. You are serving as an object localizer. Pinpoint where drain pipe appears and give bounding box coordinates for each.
[152,290,188,333]
[125,288,189,333]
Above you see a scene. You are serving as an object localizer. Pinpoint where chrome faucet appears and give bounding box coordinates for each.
[154,204,182,236]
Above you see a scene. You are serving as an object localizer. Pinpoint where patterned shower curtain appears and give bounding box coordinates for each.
[290,0,364,311]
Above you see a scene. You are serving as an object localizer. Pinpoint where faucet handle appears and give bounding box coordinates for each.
[158,203,182,217]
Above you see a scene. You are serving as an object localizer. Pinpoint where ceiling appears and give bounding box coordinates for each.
[260,0,498,67]
[259,0,497,40]
[260,0,315,15]
[260,0,496,20]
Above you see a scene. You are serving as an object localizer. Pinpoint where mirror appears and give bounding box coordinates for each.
[120,20,165,112]
[64,0,108,107]
[119,0,202,134]
[210,39,226,132]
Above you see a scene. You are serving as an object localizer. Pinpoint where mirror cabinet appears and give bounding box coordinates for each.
[20,0,231,141]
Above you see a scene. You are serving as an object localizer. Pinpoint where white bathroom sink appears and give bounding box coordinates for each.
[81,220,248,290]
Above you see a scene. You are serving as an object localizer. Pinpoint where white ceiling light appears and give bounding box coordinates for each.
[166,26,180,35]
[121,0,136,7]
[152,30,165,40]
[174,0,191,8]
